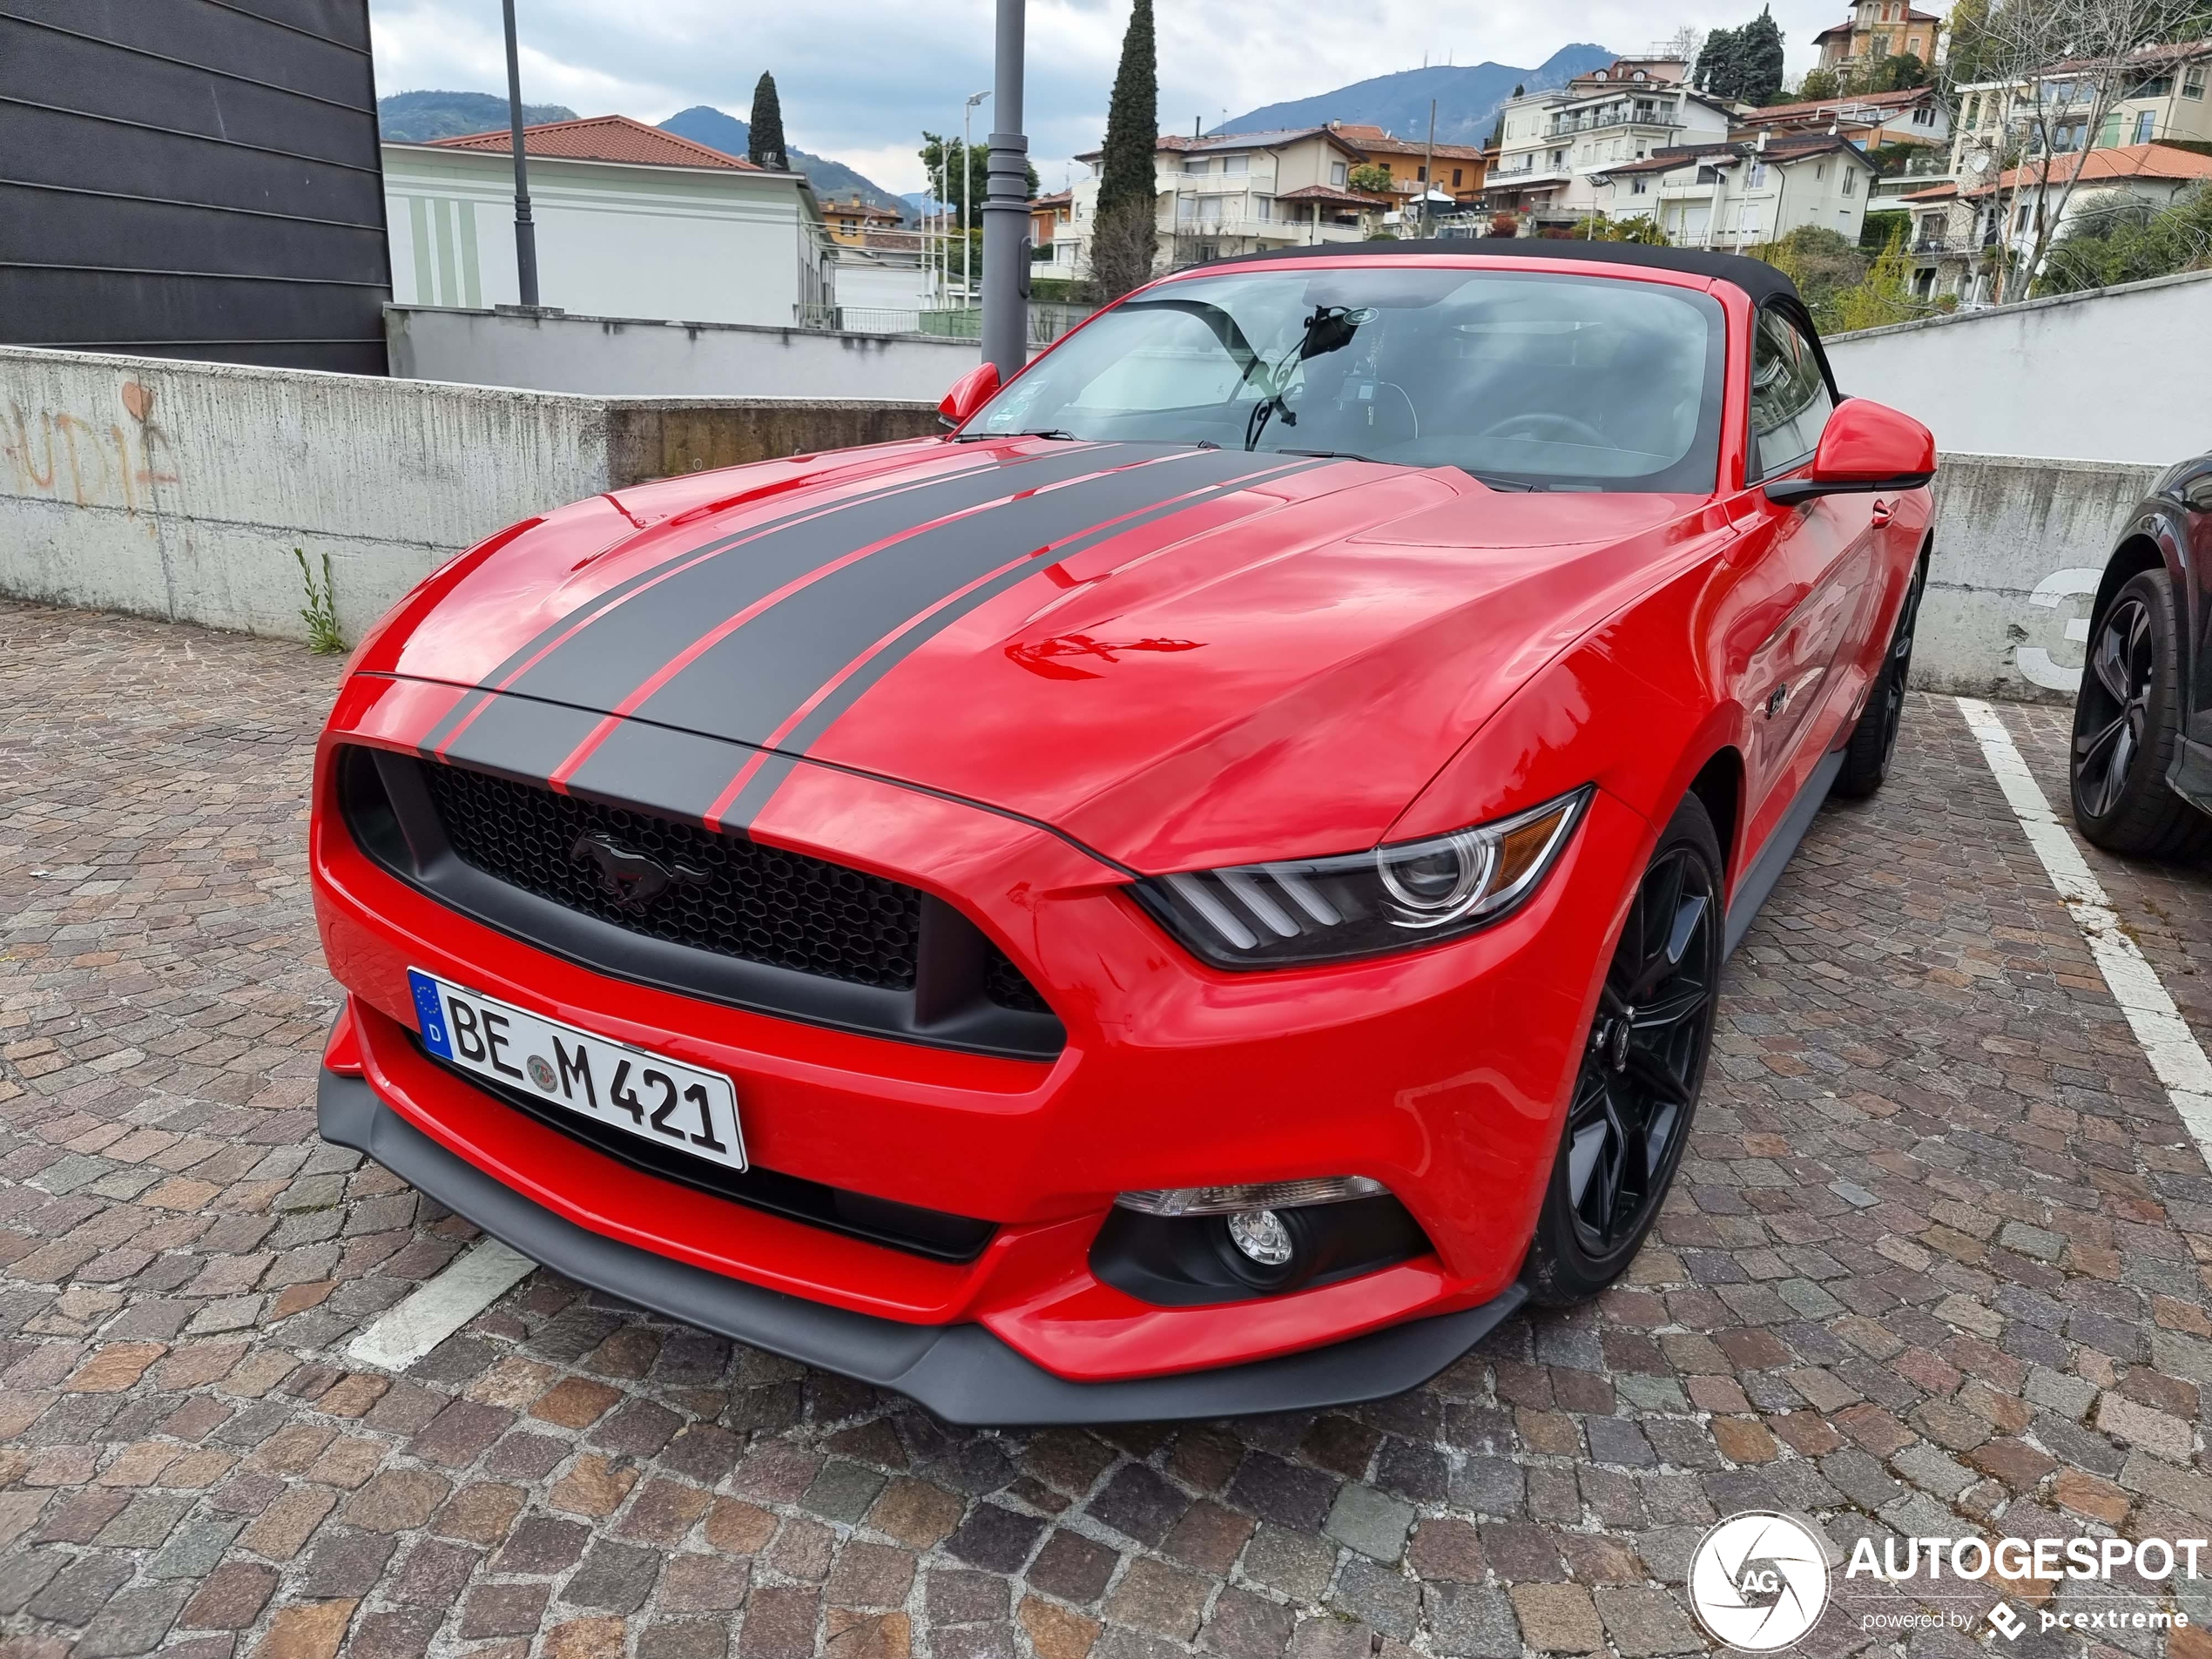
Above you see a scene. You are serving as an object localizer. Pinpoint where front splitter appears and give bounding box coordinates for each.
[319,1066,1526,1426]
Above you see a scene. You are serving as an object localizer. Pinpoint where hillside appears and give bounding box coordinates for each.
[1215,44,1614,148]
[378,91,579,142]
[658,106,908,220]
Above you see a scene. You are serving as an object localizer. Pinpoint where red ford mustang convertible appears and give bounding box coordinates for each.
[313,242,1935,1422]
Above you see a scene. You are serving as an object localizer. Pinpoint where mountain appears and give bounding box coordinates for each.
[1214,44,1615,148]
[658,106,908,221]
[378,91,579,142]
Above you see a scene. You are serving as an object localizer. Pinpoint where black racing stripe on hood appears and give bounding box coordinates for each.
[427,693,606,786]
[417,447,1078,756]
[559,715,755,825]
[703,456,1332,830]
[485,444,1144,724]
[628,447,1302,752]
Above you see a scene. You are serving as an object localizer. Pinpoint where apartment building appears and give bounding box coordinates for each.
[1064,128,1383,275]
[1589,132,1878,248]
[1813,1,1944,72]
[1485,58,1733,228]
[1325,122,1489,208]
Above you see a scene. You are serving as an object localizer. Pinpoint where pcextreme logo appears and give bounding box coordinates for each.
[1689,1513,1831,1650]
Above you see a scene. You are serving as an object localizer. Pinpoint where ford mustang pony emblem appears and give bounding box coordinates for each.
[568,833,710,912]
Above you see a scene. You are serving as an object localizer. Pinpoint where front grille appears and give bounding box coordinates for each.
[340,747,1064,1060]
[425,762,924,991]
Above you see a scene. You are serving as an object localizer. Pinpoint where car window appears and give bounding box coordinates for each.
[968,267,1728,494]
[1064,307,1262,413]
[1749,308,1834,478]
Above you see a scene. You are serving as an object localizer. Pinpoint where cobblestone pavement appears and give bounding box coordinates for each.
[5,597,2212,1659]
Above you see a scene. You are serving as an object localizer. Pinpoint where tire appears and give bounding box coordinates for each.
[2069,568,2211,861]
[1832,548,1927,800]
[1521,792,1723,1306]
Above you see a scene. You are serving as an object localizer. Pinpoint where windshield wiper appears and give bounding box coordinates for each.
[1271,448,1379,462]
[951,428,1078,442]
[1466,472,1540,491]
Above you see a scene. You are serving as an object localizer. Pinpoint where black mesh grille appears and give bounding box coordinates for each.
[418,762,1047,1013]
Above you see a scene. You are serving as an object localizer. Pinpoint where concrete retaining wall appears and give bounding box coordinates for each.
[0,345,2159,700]
[387,305,983,401]
[0,345,936,644]
[1824,268,2212,466]
[1915,451,2164,704]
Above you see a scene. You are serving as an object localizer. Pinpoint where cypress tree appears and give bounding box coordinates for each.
[1738,8,1787,105]
[1096,0,1157,222]
[749,72,789,172]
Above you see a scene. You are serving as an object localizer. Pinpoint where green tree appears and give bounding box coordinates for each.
[1090,0,1158,300]
[919,134,1037,233]
[1738,8,1787,105]
[1797,67,1842,100]
[1097,0,1157,223]
[1347,162,1394,194]
[1693,27,1743,98]
[1941,0,1994,91]
[1574,212,1669,244]
[748,72,788,172]
[1831,224,1920,331]
[1752,225,1868,328]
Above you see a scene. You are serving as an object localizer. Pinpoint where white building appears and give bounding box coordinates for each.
[382,115,833,327]
[1589,133,1879,248]
[1064,128,1386,276]
[1486,57,1735,229]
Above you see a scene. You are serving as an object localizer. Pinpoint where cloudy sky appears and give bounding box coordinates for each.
[367,0,1841,196]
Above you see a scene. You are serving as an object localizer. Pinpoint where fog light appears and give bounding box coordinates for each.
[1225,1208,1294,1267]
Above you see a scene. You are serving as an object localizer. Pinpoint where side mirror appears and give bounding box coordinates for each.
[938,361,1001,429]
[1764,398,1936,504]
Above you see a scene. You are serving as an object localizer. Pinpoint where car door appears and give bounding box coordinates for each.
[2182,457,2212,752]
[1728,306,1878,859]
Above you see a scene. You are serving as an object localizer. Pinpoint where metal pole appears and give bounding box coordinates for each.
[501,0,539,306]
[1422,99,1438,239]
[963,91,988,311]
[979,0,1029,381]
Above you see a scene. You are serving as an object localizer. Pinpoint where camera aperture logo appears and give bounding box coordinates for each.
[1689,1513,1831,1650]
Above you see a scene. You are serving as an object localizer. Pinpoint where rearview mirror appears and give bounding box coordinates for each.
[1764,398,1936,504]
[938,362,1001,429]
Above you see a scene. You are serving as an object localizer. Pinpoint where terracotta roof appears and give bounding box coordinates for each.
[1815,6,1939,39]
[1967,141,2212,195]
[1033,190,1072,208]
[1275,185,1391,206]
[1593,133,1878,180]
[1743,86,1935,120]
[428,115,764,171]
[1901,181,1959,202]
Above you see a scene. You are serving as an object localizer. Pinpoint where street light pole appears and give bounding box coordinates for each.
[978,0,1029,381]
[501,0,540,306]
[962,91,988,311]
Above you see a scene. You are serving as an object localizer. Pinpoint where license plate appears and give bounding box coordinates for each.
[408,969,746,1171]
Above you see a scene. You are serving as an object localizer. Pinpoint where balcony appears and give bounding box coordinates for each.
[1548,107,1673,137]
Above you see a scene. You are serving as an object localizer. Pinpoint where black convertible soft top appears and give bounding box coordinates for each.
[1197,237,1807,312]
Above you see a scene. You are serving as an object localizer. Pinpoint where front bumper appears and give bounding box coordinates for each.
[311,677,1652,1392]
[321,1062,1526,1425]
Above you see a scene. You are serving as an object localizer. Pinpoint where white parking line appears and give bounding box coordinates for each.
[346,1238,537,1371]
[1956,697,2212,1158]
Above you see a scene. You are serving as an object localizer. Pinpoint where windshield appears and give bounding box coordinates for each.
[968,266,1727,493]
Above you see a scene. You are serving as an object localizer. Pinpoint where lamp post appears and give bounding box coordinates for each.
[961,91,988,310]
[501,0,540,306]
[978,0,1029,381]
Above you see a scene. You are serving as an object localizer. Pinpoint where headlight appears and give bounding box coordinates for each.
[1131,786,1592,968]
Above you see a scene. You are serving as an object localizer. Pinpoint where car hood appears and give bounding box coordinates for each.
[372,437,1705,872]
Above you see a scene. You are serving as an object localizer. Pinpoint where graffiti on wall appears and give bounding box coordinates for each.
[1,381,179,516]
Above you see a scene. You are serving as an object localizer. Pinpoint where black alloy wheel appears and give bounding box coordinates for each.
[2068,568,2209,860]
[2076,592,2155,822]
[1523,794,1723,1304]
[1834,550,1926,799]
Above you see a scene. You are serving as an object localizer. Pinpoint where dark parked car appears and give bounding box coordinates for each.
[2070,448,2212,858]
